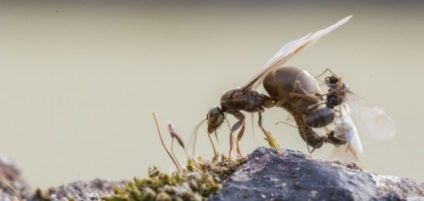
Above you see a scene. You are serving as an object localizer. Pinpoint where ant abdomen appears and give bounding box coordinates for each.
[303,107,335,128]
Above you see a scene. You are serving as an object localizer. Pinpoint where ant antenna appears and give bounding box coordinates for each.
[189,119,207,155]
[315,68,336,79]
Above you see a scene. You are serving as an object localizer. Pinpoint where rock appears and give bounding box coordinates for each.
[0,155,31,200]
[209,147,424,201]
[29,179,126,201]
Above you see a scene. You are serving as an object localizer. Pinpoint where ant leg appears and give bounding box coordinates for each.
[290,81,322,103]
[309,138,326,153]
[257,111,283,155]
[236,121,245,159]
[298,126,313,153]
[207,132,218,160]
[225,117,231,131]
[228,111,245,159]
[251,113,255,141]
[228,132,234,160]
[315,68,336,79]
[299,125,325,154]
[275,121,298,128]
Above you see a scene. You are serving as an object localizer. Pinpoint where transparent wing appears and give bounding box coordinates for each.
[329,144,365,169]
[242,15,352,92]
[345,92,396,140]
[329,103,364,167]
[341,103,363,153]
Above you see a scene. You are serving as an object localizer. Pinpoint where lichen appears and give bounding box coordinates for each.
[102,155,245,201]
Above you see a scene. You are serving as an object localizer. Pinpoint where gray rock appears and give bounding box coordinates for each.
[209,147,424,201]
[29,179,126,201]
[0,155,31,200]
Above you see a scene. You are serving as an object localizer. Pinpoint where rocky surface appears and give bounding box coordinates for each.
[0,155,31,200]
[30,179,126,201]
[2,177,126,201]
[0,154,125,201]
[209,147,424,201]
[1,147,423,201]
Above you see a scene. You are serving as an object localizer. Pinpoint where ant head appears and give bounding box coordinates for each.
[206,106,225,134]
[325,75,342,89]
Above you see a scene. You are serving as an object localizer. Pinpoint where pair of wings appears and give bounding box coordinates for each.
[345,92,396,142]
[239,15,395,150]
[332,95,396,157]
[241,15,352,93]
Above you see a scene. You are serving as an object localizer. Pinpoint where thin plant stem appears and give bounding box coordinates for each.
[152,113,182,173]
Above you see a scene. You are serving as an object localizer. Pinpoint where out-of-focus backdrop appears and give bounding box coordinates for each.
[0,1,423,188]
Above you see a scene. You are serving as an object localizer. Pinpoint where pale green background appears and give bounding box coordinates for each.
[0,2,422,188]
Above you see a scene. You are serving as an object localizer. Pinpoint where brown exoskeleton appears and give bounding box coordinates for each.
[263,67,345,150]
[204,16,353,158]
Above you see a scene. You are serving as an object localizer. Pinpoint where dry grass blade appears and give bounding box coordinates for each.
[152,113,182,173]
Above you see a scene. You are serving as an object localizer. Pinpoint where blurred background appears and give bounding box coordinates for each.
[0,1,423,188]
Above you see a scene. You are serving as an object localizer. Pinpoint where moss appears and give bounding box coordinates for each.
[102,155,245,201]
[34,188,51,201]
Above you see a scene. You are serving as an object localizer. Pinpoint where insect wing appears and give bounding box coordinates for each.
[340,103,363,154]
[345,92,396,140]
[329,103,364,167]
[329,143,364,169]
[242,15,352,92]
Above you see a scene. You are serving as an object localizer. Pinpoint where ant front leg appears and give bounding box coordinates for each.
[207,132,219,161]
[228,111,245,160]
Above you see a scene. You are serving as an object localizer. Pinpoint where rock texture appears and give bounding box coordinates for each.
[1,148,423,201]
[31,179,126,201]
[0,155,125,201]
[209,147,424,201]
[0,155,31,200]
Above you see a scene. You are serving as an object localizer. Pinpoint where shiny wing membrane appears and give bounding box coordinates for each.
[329,103,364,168]
[340,103,363,153]
[241,15,352,93]
[345,92,396,140]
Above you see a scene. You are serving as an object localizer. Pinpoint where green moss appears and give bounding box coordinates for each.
[102,156,245,201]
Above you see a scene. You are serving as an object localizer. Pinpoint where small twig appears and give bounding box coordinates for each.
[152,113,182,173]
[170,139,184,171]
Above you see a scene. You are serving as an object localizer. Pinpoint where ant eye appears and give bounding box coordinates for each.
[328,76,338,84]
